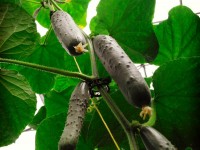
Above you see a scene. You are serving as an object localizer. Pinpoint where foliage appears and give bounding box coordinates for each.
[0,0,199,149]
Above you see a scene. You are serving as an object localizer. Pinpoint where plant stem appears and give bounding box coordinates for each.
[49,0,62,10]
[179,0,183,5]
[142,64,147,78]
[91,98,120,150]
[0,58,94,81]
[88,37,99,77]
[23,128,34,132]
[98,86,138,150]
[73,57,82,73]
[81,31,98,77]
[142,99,156,127]
[127,129,138,150]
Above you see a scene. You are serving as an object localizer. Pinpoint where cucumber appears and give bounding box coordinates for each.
[140,126,176,150]
[58,82,90,150]
[51,11,87,56]
[93,35,151,109]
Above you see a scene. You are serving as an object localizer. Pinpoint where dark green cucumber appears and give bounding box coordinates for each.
[51,11,87,56]
[140,126,176,150]
[93,35,151,108]
[58,82,90,150]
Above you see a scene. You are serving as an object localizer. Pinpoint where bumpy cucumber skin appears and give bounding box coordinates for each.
[58,82,90,150]
[140,126,176,150]
[93,35,151,108]
[51,11,86,56]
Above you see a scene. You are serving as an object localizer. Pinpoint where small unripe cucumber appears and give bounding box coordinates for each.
[140,126,176,150]
[51,11,87,56]
[93,35,151,108]
[58,82,90,150]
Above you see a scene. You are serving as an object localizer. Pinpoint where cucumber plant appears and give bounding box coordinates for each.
[0,0,198,150]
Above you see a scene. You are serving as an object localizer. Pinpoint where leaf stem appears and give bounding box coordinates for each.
[91,98,120,150]
[98,86,138,150]
[179,0,183,5]
[23,127,34,132]
[142,64,147,78]
[73,57,82,73]
[127,129,138,150]
[142,99,156,126]
[81,31,98,77]
[0,58,95,81]
[49,0,62,10]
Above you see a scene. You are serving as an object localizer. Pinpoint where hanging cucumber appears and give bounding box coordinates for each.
[93,35,152,119]
[58,82,90,150]
[139,126,176,150]
[51,11,88,56]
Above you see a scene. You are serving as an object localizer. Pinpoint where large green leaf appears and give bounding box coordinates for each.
[0,3,39,59]
[153,6,200,65]
[153,57,200,149]
[17,31,71,93]
[29,106,46,129]
[53,75,79,92]
[0,3,55,93]
[0,0,20,4]
[44,87,74,117]
[36,113,66,150]
[2,0,46,28]
[0,69,36,146]
[58,0,91,28]
[90,0,158,63]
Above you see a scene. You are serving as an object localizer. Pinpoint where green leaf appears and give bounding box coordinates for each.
[36,8,52,29]
[90,0,158,63]
[0,4,54,93]
[16,0,46,28]
[0,3,39,59]
[36,113,66,150]
[0,69,36,146]
[16,30,70,93]
[144,77,152,87]
[153,57,200,149]
[17,44,56,93]
[53,75,79,92]
[0,0,90,29]
[0,0,18,4]
[59,0,91,28]
[44,88,74,117]
[29,106,46,129]
[153,6,200,65]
